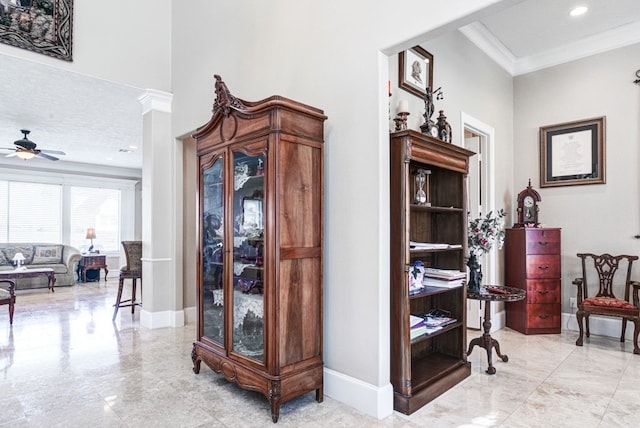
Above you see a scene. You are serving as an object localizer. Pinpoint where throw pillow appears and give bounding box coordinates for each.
[32,245,64,264]
[1,245,35,265]
[0,251,9,266]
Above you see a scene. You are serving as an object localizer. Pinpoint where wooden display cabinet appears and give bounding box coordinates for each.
[191,75,326,423]
[389,130,474,414]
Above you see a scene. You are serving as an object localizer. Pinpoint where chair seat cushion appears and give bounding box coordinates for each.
[582,296,637,309]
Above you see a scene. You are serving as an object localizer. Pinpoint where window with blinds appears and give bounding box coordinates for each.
[70,187,120,252]
[0,182,62,243]
[0,181,121,252]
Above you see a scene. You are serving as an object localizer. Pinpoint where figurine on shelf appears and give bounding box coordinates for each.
[420,86,443,138]
[256,158,265,176]
[436,110,452,143]
[234,161,250,190]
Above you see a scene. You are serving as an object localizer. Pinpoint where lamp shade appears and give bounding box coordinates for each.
[12,252,25,262]
[85,228,96,240]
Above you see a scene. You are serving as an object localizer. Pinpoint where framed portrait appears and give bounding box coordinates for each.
[0,0,74,61]
[540,116,606,188]
[398,45,433,98]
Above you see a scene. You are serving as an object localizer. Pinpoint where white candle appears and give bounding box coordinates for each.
[398,100,409,113]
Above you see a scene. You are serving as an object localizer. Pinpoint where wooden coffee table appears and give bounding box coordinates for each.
[0,268,57,292]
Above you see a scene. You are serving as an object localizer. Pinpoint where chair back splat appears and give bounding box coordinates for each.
[573,253,640,355]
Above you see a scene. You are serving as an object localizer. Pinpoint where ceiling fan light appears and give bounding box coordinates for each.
[570,6,588,17]
[16,151,35,160]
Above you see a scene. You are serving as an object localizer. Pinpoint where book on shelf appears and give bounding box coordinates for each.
[423,277,465,288]
[423,267,467,280]
[415,309,457,328]
[410,241,462,250]
[410,314,424,328]
[410,323,443,339]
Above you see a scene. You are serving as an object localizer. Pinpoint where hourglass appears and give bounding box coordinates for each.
[414,169,431,206]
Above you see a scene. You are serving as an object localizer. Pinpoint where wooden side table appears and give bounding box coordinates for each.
[77,254,108,282]
[467,286,526,374]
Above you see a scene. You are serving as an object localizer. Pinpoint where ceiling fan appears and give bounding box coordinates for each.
[1,129,66,161]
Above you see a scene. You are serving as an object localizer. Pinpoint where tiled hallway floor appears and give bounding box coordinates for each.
[1,282,639,427]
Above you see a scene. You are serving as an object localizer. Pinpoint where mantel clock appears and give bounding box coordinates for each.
[515,179,541,227]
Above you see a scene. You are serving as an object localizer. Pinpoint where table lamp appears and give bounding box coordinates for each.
[86,228,96,253]
[12,252,25,270]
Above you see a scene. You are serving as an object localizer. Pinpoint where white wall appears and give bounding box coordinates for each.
[514,43,640,317]
[0,0,172,91]
[170,0,506,418]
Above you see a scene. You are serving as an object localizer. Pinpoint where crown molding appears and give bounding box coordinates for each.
[461,20,640,76]
[459,22,516,75]
[139,89,173,115]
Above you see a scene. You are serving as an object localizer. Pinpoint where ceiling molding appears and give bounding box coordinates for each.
[139,89,173,115]
[459,22,516,75]
[461,20,640,76]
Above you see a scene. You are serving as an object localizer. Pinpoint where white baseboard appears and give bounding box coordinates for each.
[324,367,394,420]
[562,311,634,340]
[140,309,185,329]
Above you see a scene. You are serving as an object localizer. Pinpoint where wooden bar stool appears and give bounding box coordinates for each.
[113,241,142,321]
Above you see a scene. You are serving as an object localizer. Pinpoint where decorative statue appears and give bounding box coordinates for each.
[420,86,443,136]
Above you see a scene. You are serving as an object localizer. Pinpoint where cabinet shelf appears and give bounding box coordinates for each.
[409,285,463,299]
[410,321,463,344]
[410,353,469,391]
[410,204,464,213]
[409,247,463,255]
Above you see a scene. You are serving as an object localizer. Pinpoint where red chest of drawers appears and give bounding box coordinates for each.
[505,227,561,334]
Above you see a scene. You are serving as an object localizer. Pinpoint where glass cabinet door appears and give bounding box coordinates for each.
[232,150,266,362]
[201,154,225,346]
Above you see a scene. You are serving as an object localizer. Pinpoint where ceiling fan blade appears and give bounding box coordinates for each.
[5,152,18,158]
[40,149,66,155]
[36,152,59,161]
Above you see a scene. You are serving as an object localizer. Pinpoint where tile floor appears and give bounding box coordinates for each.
[1,282,639,427]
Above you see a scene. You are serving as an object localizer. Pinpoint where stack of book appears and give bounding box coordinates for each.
[423,267,466,288]
[410,314,428,339]
[410,241,463,250]
[422,309,457,329]
[410,312,456,339]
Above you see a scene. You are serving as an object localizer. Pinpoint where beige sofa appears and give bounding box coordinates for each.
[0,243,82,290]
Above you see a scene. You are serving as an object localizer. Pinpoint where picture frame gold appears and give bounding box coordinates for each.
[0,0,73,61]
[398,45,433,98]
[540,116,606,188]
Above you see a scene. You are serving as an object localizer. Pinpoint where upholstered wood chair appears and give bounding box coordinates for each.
[573,253,640,354]
[113,241,142,321]
[0,280,16,325]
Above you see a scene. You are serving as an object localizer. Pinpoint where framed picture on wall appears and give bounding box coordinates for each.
[539,116,606,188]
[0,0,74,61]
[398,45,433,98]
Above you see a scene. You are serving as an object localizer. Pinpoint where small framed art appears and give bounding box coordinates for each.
[540,116,606,188]
[398,45,433,98]
[0,0,74,61]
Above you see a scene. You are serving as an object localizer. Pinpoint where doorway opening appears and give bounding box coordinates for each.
[461,113,496,329]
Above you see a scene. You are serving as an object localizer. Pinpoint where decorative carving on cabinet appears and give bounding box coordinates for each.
[212,74,246,117]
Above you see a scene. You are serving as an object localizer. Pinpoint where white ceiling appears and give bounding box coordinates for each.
[0,0,638,171]
[461,0,640,76]
[0,54,145,170]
